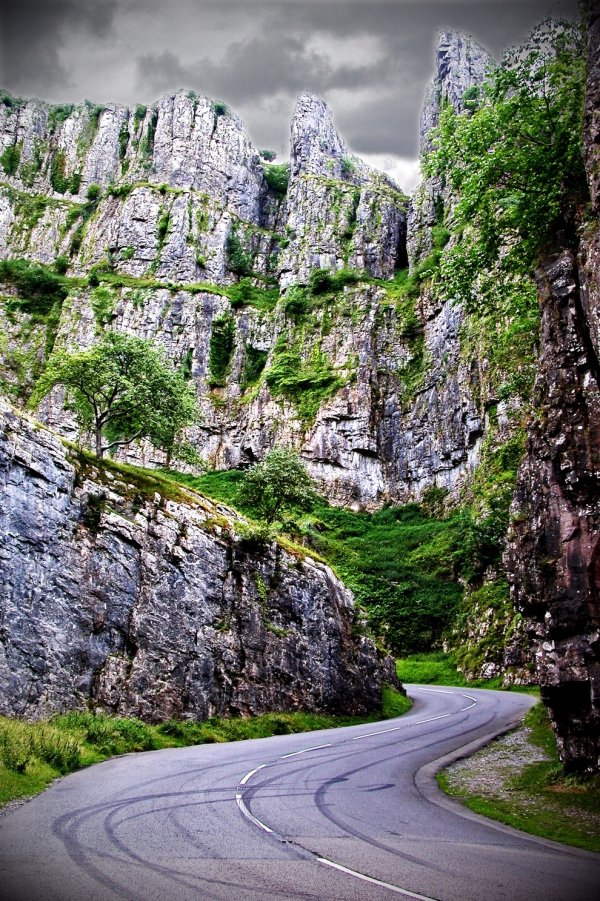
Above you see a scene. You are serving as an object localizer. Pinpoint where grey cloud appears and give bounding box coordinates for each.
[135,32,392,105]
[0,0,119,94]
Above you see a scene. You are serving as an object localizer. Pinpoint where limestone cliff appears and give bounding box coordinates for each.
[0,399,395,721]
[0,39,505,508]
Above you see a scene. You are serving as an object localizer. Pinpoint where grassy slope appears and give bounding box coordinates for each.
[164,469,467,656]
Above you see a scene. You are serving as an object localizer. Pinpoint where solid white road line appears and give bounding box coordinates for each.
[239,764,267,786]
[235,792,274,834]
[280,743,332,759]
[316,856,440,900]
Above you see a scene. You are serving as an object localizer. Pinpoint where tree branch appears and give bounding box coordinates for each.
[101,429,144,453]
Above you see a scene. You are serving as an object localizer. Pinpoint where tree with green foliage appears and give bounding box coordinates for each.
[33,332,199,459]
[238,448,316,524]
[426,18,587,313]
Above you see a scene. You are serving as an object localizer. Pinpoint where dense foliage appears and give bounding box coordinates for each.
[426,19,587,314]
[238,448,316,524]
[33,332,198,458]
[0,257,68,317]
[208,312,236,387]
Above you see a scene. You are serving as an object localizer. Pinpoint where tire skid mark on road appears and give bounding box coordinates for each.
[234,687,482,898]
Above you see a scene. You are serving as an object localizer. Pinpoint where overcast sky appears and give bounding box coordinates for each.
[0,0,580,191]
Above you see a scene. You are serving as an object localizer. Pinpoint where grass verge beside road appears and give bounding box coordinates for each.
[0,685,410,810]
[438,703,600,853]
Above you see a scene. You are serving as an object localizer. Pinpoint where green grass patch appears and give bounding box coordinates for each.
[0,684,409,808]
[395,652,513,690]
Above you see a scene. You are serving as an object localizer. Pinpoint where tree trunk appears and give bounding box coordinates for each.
[95,423,103,458]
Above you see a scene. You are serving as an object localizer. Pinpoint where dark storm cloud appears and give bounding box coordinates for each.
[133,0,579,156]
[136,34,393,104]
[0,0,120,94]
[0,0,581,161]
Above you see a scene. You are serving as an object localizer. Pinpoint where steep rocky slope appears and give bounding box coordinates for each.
[0,399,395,721]
[505,8,600,773]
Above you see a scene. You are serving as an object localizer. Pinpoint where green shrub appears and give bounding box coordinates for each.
[0,142,21,176]
[157,210,170,246]
[140,109,158,156]
[213,101,229,118]
[226,229,252,276]
[228,278,278,311]
[259,149,276,161]
[53,255,69,275]
[48,104,75,131]
[263,162,290,195]
[340,156,356,179]
[0,257,68,317]
[241,345,268,388]
[109,183,134,199]
[281,286,310,318]
[90,285,116,327]
[86,183,101,202]
[308,267,361,296]
[208,312,236,387]
[133,104,147,129]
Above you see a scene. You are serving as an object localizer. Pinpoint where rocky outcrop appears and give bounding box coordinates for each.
[505,251,600,772]
[0,400,395,722]
[407,31,493,267]
[504,10,600,773]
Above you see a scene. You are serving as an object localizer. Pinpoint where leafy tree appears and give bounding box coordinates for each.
[33,332,199,459]
[238,448,316,524]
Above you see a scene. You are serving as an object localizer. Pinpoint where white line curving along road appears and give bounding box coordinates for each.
[0,686,599,901]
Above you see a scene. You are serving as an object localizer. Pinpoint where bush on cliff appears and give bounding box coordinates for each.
[238,448,316,525]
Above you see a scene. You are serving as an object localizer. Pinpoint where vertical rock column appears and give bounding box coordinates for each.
[505,6,600,774]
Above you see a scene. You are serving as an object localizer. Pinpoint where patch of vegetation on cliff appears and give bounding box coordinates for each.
[424,19,587,413]
[262,162,290,196]
[439,703,600,853]
[208,312,236,387]
[0,141,22,177]
[265,330,348,424]
[0,685,410,809]
[0,258,70,393]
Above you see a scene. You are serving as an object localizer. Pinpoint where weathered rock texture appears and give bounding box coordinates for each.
[0,40,509,508]
[0,400,395,721]
[505,10,600,772]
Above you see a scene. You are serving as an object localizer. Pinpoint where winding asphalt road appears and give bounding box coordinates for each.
[1,686,599,900]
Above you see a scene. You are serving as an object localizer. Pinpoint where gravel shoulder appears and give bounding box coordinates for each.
[440,713,600,853]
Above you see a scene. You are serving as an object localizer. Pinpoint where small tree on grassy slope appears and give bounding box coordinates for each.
[33,332,199,459]
[238,448,316,524]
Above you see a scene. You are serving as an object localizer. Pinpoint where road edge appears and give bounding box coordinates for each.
[414,710,600,861]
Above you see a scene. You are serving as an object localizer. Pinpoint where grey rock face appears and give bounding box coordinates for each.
[0,77,491,508]
[0,400,395,721]
[279,93,407,288]
[504,15,600,773]
[504,250,600,772]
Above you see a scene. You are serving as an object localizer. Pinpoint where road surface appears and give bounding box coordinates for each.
[1,686,599,900]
